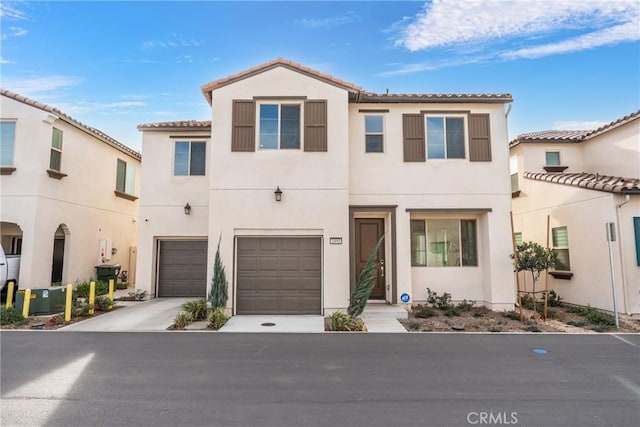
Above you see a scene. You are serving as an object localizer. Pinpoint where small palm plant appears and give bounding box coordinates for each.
[348,235,384,318]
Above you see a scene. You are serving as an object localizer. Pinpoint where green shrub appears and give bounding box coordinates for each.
[128,289,147,301]
[566,320,586,327]
[444,308,461,317]
[502,310,521,321]
[407,321,421,331]
[94,295,112,311]
[327,311,366,332]
[546,290,563,307]
[456,299,476,312]
[426,288,453,310]
[413,304,436,318]
[519,294,535,310]
[74,281,109,298]
[208,307,229,330]
[72,300,92,318]
[181,299,208,321]
[566,305,589,315]
[116,282,128,290]
[584,308,616,327]
[472,310,485,318]
[173,311,193,329]
[1,306,26,325]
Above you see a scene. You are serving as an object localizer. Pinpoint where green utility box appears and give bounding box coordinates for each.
[15,287,67,315]
[95,264,121,284]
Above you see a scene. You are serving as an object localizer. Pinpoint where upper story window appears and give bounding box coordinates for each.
[510,155,519,194]
[0,120,16,167]
[259,103,301,149]
[426,116,465,159]
[50,128,63,171]
[552,226,570,271]
[365,115,384,153]
[545,151,561,166]
[115,158,137,200]
[175,141,206,176]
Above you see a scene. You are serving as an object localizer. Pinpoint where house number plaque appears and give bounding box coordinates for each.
[329,237,342,245]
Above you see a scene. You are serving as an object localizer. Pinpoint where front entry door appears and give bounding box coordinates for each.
[355,218,385,300]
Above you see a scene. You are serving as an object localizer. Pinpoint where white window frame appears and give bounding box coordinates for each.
[545,151,561,166]
[256,101,303,150]
[174,140,206,176]
[116,158,136,196]
[510,155,519,192]
[424,114,467,160]
[410,217,479,267]
[0,120,17,166]
[50,127,63,171]
[552,226,571,271]
[364,115,384,153]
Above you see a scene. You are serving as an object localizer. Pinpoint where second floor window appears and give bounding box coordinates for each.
[365,115,384,152]
[0,121,16,166]
[50,128,63,171]
[116,159,136,195]
[174,141,206,176]
[426,116,465,159]
[259,103,301,149]
[546,151,561,166]
[510,155,519,192]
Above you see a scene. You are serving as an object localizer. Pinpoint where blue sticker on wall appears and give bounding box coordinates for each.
[400,293,411,303]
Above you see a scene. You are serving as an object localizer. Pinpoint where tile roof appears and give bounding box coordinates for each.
[137,120,211,131]
[524,172,640,194]
[200,58,512,105]
[1,88,141,161]
[510,110,640,147]
[357,92,512,103]
[201,58,363,104]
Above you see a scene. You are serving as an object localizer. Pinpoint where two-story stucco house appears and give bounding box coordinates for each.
[0,89,141,291]
[137,58,516,315]
[510,111,640,315]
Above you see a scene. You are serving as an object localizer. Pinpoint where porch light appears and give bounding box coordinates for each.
[274,186,283,202]
[184,203,191,215]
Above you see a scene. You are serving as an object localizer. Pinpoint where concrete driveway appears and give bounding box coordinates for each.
[59,298,189,332]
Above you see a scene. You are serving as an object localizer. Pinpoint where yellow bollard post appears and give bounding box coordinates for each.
[88,281,95,315]
[108,279,114,309]
[6,281,15,308]
[64,284,73,323]
[22,289,31,318]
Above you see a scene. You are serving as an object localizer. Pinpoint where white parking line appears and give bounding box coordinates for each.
[611,334,639,348]
[612,375,640,399]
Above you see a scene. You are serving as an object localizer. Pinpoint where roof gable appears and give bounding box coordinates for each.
[201,58,362,104]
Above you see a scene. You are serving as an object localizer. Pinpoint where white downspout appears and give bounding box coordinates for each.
[615,194,631,314]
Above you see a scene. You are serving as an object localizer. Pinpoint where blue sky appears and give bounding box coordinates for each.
[1,0,639,152]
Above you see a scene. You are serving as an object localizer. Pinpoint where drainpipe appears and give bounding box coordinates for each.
[505,102,513,118]
[615,194,631,314]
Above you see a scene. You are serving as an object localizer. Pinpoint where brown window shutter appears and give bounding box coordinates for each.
[232,100,255,152]
[469,114,492,161]
[403,114,425,162]
[304,100,327,152]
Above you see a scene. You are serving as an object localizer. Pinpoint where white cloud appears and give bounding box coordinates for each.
[141,35,202,49]
[552,120,607,130]
[1,26,27,40]
[0,3,29,21]
[0,56,12,64]
[1,76,83,96]
[296,11,360,29]
[397,0,639,56]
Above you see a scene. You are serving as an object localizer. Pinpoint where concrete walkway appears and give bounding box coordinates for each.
[59,298,188,332]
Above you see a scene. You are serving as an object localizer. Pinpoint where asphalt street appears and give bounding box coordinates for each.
[1,332,639,427]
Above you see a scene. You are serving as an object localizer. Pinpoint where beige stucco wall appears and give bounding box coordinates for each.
[0,94,140,289]
[512,178,640,314]
[209,67,351,313]
[136,131,210,297]
[349,103,515,309]
[582,120,640,178]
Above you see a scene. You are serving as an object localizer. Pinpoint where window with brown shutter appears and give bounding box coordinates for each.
[304,100,327,152]
[468,113,492,161]
[231,100,255,152]
[403,114,425,162]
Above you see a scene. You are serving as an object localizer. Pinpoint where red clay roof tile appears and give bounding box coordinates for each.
[524,171,640,194]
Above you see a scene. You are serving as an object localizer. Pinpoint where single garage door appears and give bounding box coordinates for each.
[236,237,321,314]
[157,240,207,297]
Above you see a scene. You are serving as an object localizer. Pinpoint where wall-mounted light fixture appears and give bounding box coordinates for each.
[111,247,118,255]
[274,186,283,202]
[184,203,191,215]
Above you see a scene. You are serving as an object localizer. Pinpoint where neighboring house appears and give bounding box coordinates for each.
[0,89,141,289]
[137,58,516,314]
[510,111,640,315]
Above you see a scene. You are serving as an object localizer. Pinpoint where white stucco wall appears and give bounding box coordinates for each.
[0,94,140,289]
[582,120,640,178]
[209,67,351,313]
[349,103,515,309]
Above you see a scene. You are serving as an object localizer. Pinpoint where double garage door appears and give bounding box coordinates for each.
[236,237,321,315]
[158,237,322,315]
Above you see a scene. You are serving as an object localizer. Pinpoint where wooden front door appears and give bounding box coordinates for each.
[355,218,385,300]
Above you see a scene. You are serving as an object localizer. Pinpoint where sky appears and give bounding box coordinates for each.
[1,0,639,153]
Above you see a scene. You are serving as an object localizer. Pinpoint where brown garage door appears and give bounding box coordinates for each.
[157,240,207,297]
[236,237,321,314]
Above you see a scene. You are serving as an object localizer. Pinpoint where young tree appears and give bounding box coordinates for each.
[209,235,228,309]
[511,241,557,313]
[348,236,384,318]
